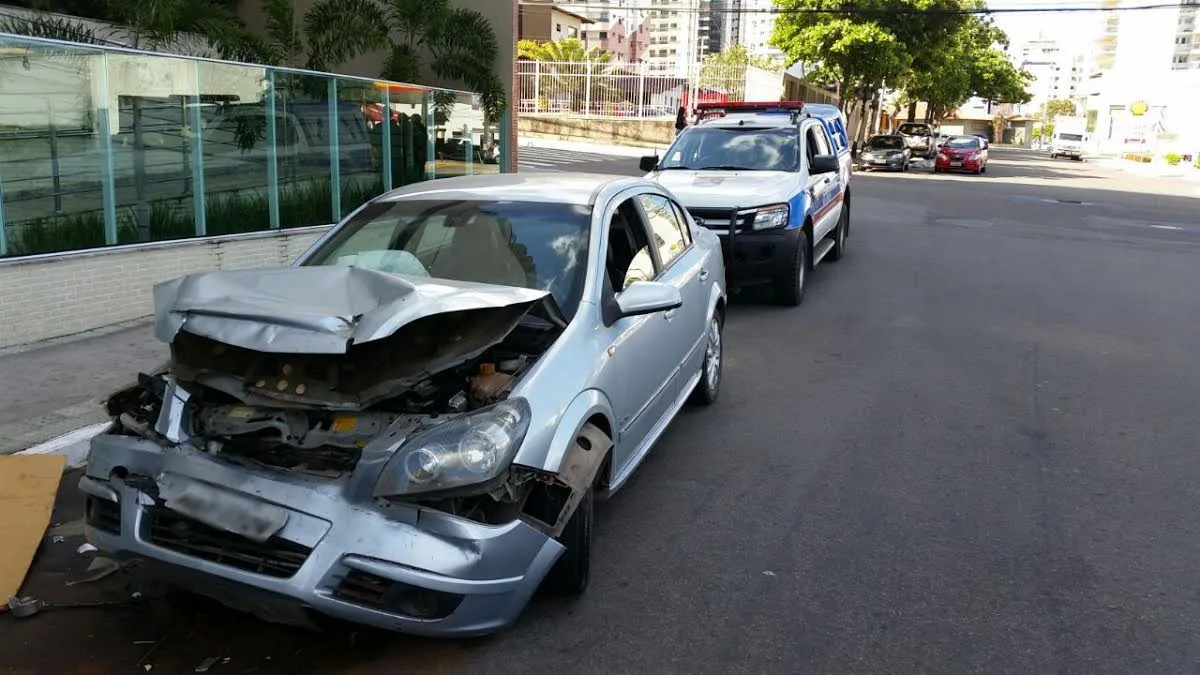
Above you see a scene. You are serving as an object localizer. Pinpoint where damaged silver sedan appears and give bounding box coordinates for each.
[81,173,727,637]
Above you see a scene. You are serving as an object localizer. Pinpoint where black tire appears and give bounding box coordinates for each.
[774,233,808,306]
[690,313,723,405]
[828,206,848,262]
[542,487,593,596]
[1050,153,1057,159]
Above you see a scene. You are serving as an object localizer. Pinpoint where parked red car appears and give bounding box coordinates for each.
[934,135,989,174]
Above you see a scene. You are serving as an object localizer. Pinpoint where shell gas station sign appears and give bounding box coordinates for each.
[1129,100,1148,116]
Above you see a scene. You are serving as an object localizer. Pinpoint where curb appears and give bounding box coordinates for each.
[15,422,109,471]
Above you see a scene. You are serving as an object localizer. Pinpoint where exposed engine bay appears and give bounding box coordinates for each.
[102,288,596,537]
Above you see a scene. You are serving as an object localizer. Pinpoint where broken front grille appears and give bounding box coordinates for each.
[146,507,312,579]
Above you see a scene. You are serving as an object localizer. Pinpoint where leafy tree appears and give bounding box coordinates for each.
[771,14,909,142]
[1039,98,1077,124]
[771,0,1031,141]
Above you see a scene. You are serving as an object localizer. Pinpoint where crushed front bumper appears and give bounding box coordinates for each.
[719,227,803,287]
[80,433,563,637]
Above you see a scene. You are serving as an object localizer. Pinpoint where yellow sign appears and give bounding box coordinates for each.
[1130,100,1148,116]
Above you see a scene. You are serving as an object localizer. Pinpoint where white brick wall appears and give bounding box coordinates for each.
[0,226,332,349]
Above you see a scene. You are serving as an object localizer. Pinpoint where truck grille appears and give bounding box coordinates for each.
[146,507,312,579]
[686,207,756,235]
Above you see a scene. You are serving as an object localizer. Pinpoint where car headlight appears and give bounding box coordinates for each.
[374,398,532,498]
[752,204,789,231]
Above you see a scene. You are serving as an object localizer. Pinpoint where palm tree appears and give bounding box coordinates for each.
[300,0,506,124]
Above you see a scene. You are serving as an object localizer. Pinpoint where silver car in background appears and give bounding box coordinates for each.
[80,173,727,637]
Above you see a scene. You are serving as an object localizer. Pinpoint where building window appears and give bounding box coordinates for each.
[599,31,607,39]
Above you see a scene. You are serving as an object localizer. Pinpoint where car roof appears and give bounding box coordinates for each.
[376,172,653,206]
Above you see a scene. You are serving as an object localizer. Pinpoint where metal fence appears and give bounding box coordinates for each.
[516,61,789,119]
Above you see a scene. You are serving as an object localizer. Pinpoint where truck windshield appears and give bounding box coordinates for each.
[658,126,799,172]
[1058,133,1084,142]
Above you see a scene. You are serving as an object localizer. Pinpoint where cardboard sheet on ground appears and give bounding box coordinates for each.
[0,454,66,604]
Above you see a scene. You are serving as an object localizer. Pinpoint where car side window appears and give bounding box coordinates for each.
[668,200,693,245]
[811,125,833,156]
[636,194,688,270]
[804,125,822,163]
[605,198,657,292]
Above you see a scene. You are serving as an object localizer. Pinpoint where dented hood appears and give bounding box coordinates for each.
[153,266,551,354]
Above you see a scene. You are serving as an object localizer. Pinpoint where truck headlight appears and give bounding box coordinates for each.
[374,398,531,498]
[752,204,789,231]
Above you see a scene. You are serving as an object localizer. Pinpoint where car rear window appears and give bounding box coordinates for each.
[898,124,932,135]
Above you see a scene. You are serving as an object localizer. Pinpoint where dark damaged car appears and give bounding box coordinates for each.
[79,173,727,637]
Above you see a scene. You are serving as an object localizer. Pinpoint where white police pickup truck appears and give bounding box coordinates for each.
[639,101,853,306]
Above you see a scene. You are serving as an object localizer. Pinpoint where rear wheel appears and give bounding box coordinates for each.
[774,234,808,306]
[828,207,848,262]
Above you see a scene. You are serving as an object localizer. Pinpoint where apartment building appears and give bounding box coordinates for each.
[642,0,706,76]
[1008,37,1086,116]
[580,17,634,61]
[517,1,595,42]
[736,0,783,61]
[1082,0,1200,156]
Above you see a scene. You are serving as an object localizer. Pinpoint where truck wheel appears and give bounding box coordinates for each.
[774,234,808,306]
[542,486,594,596]
[828,207,848,262]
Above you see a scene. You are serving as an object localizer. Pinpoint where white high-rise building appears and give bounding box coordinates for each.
[642,0,707,76]
[1007,37,1086,117]
[736,0,783,61]
[1083,0,1200,156]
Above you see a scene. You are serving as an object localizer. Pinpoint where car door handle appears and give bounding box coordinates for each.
[699,268,710,282]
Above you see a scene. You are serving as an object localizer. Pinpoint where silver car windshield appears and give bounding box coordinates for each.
[303,199,592,318]
[658,126,799,171]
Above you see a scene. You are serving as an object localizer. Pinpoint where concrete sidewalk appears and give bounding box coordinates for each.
[0,320,165,458]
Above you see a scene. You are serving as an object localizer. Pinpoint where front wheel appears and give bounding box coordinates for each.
[541,487,594,596]
[690,314,723,405]
[774,234,808,306]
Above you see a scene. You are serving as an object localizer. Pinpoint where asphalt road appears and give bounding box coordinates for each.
[6,149,1200,674]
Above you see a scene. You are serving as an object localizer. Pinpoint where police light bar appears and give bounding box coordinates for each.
[696,101,806,115]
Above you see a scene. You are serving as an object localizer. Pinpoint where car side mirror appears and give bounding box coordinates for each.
[639,155,660,172]
[810,154,839,174]
[616,281,682,318]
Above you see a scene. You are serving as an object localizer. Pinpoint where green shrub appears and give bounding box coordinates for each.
[7,177,388,258]
[1165,153,1182,166]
